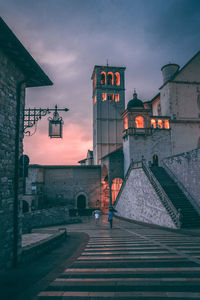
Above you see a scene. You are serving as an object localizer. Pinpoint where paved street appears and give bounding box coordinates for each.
[37,216,200,299]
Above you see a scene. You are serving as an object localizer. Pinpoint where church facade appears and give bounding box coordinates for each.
[26,51,200,229]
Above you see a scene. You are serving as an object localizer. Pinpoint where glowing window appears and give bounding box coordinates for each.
[124,117,128,130]
[111,178,123,204]
[107,72,114,85]
[115,94,119,102]
[107,93,114,101]
[115,72,120,86]
[135,116,144,128]
[102,93,107,101]
[93,96,96,104]
[164,119,170,129]
[101,72,106,85]
[151,119,156,128]
[158,119,163,129]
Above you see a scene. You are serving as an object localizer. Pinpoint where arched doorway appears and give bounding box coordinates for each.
[152,154,158,166]
[22,200,29,213]
[111,178,123,205]
[77,194,86,209]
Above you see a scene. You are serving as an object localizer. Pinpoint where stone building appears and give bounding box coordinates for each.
[26,52,200,229]
[0,18,52,269]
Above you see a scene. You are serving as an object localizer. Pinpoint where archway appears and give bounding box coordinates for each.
[102,165,109,210]
[111,178,123,205]
[22,200,29,213]
[77,194,86,209]
[152,154,158,166]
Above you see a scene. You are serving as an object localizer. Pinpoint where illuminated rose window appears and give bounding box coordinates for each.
[115,72,120,86]
[164,119,170,129]
[135,116,144,128]
[151,119,156,128]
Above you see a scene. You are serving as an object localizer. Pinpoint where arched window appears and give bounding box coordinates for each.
[158,119,163,129]
[115,72,120,86]
[115,94,119,102]
[135,116,144,128]
[164,119,170,129]
[101,71,106,85]
[107,72,113,85]
[111,178,123,204]
[124,117,128,130]
[102,93,106,101]
[93,96,97,104]
[151,119,156,128]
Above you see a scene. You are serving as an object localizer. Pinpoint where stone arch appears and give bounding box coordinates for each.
[111,177,123,205]
[135,115,144,128]
[75,192,88,209]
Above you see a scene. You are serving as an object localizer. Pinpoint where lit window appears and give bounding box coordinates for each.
[101,72,106,85]
[111,178,123,204]
[151,119,156,128]
[158,119,163,129]
[107,72,114,85]
[93,96,97,104]
[115,94,119,102]
[115,72,120,86]
[164,119,170,129]
[124,117,128,130]
[102,93,107,101]
[135,116,144,128]
[107,93,114,101]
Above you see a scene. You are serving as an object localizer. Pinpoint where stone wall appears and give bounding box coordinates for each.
[162,149,200,210]
[22,206,71,233]
[0,48,25,269]
[115,165,176,229]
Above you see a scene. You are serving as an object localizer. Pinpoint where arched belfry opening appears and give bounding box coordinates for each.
[152,154,158,166]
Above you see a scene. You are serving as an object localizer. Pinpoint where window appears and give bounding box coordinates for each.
[151,119,156,128]
[107,93,114,101]
[107,72,113,85]
[164,119,170,129]
[135,116,144,128]
[111,178,123,204]
[101,72,106,85]
[102,93,106,101]
[115,72,120,86]
[158,119,163,129]
[124,117,128,130]
[115,94,119,102]
[93,96,97,104]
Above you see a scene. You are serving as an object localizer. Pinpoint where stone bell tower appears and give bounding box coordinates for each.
[91,65,126,165]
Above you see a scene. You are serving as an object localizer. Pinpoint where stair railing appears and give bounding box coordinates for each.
[142,160,181,229]
[162,160,200,215]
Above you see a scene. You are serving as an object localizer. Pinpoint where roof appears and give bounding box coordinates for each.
[0,17,53,87]
[144,93,160,104]
[159,50,200,89]
[127,91,144,109]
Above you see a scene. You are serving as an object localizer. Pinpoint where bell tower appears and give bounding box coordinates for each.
[91,65,126,164]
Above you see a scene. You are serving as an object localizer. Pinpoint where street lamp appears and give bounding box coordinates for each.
[48,105,64,138]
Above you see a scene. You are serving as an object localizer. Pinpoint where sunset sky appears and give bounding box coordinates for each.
[1,0,200,165]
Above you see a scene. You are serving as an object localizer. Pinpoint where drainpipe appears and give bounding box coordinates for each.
[13,80,25,267]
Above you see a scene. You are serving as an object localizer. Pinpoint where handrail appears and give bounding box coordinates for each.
[141,161,181,228]
[162,160,200,215]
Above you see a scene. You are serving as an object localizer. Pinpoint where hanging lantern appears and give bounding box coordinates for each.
[48,105,63,138]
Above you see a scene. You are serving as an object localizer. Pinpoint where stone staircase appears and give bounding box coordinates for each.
[37,217,200,299]
[150,166,200,228]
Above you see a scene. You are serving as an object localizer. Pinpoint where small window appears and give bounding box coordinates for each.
[115,72,120,86]
[164,119,170,129]
[151,119,156,128]
[102,93,106,101]
[158,119,163,129]
[135,116,144,128]
[93,96,97,104]
[107,72,113,85]
[101,72,106,85]
[115,94,119,102]
[107,94,114,101]
[124,117,128,130]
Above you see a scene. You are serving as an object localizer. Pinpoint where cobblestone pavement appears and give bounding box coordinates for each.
[37,215,200,299]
